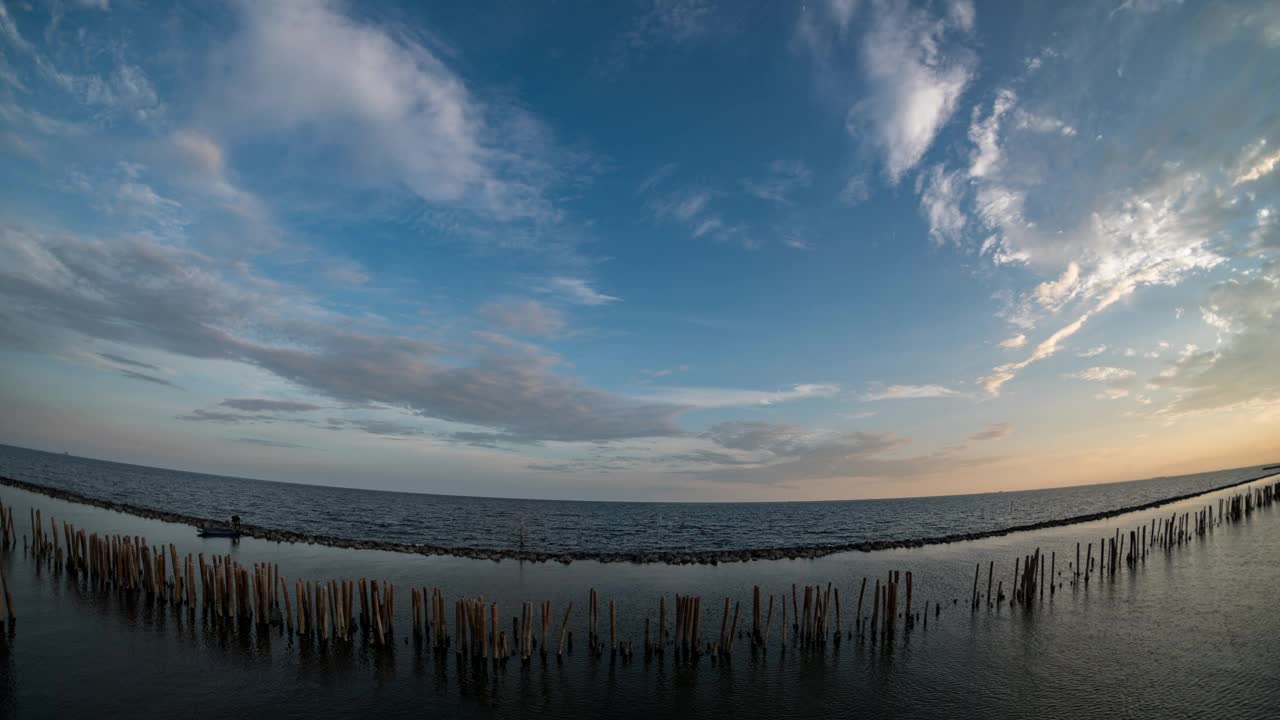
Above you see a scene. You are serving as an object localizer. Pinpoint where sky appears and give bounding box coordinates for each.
[0,0,1278,502]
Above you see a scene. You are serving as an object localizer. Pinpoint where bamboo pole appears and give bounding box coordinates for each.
[857,577,866,629]
[829,586,839,635]
[726,601,740,653]
[658,595,666,650]
[763,594,774,648]
[692,596,702,656]
[558,603,572,656]
[752,585,759,645]
[0,561,14,624]
[773,589,783,645]
[871,578,880,643]
[718,597,730,653]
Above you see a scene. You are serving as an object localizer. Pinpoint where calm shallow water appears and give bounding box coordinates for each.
[0,444,1272,554]
[2,474,1279,718]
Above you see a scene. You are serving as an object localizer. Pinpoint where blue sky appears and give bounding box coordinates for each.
[1,0,1277,500]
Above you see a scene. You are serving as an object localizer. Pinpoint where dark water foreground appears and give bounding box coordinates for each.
[1,444,1275,563]
[2,477,1279,718]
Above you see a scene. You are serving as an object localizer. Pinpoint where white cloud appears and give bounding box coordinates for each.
[1012,108,1077,137]
[973,185,1027,239]
[166,130,276,243]
[625,0,713,46]
[947,0,976,32]
[1069,366,1136,383]
[742,160,813,204]
[968,88,1016,179]
[1077,344,1107,357]
[323,259,370,287]
[667,191,710,221]
[650,187,732,242]
[863,383,964,400]
[968,421,1012,441]
[690,216,723,239]
[545,277,619,306]
[211,0,557,223]
[782,235,810,250]
[0,1,32,54]
[1233,147,1280,186]
[34,54,164,122]
[838,174,870,206]
[917,164,966,244]
[479,299,567,338]
[980,170,1227,395]
[982,312,1092,394]
[1033,261,1080,312]
[998,333,1026,349]
[828,0,860,30]
[643,383,840,408]
[852,1,975,183]
[639,365,689,379]
[1157,261,1280,414]
[637,163,678,194]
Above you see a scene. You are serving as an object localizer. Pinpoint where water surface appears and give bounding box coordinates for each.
[0,444,1270,555]
[2,473,1278,718]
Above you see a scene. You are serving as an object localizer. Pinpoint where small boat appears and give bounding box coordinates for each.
[197,526,242,538]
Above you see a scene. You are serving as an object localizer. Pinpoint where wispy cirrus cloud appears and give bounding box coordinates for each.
[1068,367,1135,383]
[624,0,715,48]
[917,8,1277,399]
[863,384,965,401]
[641,383,840,409]
[742,160,813,204]
[968,422,1012,441]
[544,277,619,306]
[979,172,1228,395]
[917,164,967,245]
[639,365,689,380]
[1232,145,1280,187]
[1154,261,1280,414]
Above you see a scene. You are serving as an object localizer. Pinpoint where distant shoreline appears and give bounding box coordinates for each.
[2,470,1277,566]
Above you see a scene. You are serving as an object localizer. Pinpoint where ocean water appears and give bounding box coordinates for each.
[1,474,1278,718]
[0,443,1272,555]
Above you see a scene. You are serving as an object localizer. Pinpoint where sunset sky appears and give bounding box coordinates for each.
[1,0,1277,501]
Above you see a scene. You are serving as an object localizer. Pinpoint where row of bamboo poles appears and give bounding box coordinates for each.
[3,480,1277,663]
[966,484,1278,611]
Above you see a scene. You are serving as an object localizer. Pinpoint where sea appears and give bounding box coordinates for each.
[1,444,1278,718]
[0,443,1272,555]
